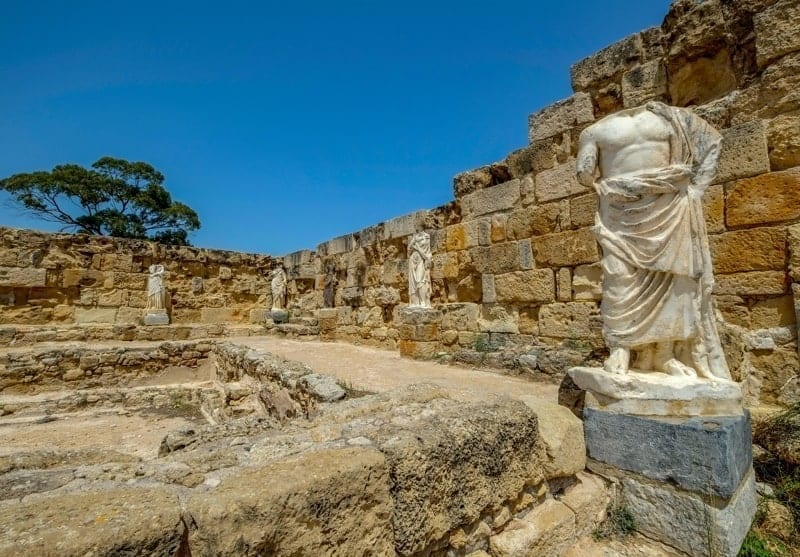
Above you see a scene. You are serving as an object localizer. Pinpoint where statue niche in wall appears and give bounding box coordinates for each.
[407,231,432,309]
[144,264,169,325]
[576,101,731,382]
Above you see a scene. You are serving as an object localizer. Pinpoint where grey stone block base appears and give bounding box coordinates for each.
[270,309,289,324]
[143,310,169,326]
[584,408,752,498]
[584,407,756,556]
[589,462,756,557]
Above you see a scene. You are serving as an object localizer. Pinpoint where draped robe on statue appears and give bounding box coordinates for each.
[593,102,731,380]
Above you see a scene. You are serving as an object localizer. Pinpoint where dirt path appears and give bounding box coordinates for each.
[233,336,559,403]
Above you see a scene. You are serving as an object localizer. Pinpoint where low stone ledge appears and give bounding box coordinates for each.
[188,446,395,556]
[0,487,186,556]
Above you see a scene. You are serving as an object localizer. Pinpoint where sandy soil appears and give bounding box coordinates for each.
[235,336,559,402]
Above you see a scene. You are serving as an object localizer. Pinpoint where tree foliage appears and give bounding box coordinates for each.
[0,157,200,245]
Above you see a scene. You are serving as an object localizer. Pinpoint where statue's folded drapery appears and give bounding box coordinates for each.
[594,102,730,379]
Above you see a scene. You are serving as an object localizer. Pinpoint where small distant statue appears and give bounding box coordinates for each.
[144,264,169,325]
[323,264,337,308]
[270,266,287,311]
[576,101,730,381]
[146,264,167,310]
[407,232,432,309]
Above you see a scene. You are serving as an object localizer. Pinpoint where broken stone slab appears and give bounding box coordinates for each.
[518,396,586,480]
[568,366,742,417]
[584,407,752,499]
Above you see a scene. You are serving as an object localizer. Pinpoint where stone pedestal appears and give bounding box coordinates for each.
[143,309,169,326]
[270,309,289,324]
[398,307,442,360]
[317,308,339,341]
[568,367,755,557]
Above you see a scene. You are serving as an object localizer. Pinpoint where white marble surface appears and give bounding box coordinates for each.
[577,102,731,382]
[270,267,287,311]
[407,232,432,309]
[145,264,167,311]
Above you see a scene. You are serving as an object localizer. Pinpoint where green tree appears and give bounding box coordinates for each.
[0,157,200,245]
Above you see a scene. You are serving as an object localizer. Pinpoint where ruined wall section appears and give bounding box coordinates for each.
[0,228,275,325]
[281,0,800,407]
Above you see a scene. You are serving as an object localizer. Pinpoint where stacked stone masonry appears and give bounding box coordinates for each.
[1,0,798,409]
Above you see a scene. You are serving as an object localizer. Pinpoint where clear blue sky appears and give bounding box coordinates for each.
[0,0,670,255]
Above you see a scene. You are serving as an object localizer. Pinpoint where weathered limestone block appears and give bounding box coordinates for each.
[710,227,787,273]
[505,140,560,177]
[528,201,571,236]
[482,274,496,303]
[703,184,725,233]
[364,286,401,307]
[569,193,597,229]
[0,488,185,556]
[558,472,610,538]
[726,167,800,227]
[372,398,545,555]
[489,499,576,557]
[790,223,800,280]
[201,308,238,323]
[440,303,480,332]
[534,160,589,203]
[754,0,800,68]
[518,240,533,270]
[470,243,520,274]
[618,470,756,557]
[715,119,770,183]
[382,211,429,240]
[62,269,107,288]
[398,339,441,359]
[533,229,599,267]
[453,163,512,199]
[75,307,118,324]
[494,269,555,304]
[669,49,738,107]
[189,447,394,556]
[0,267,47,287]
[519,396,586,480]
[767,114,800,170]
[572,264,602,301]
[538,302,601,339]
[714,271,788,296]
[571,29,663,92]
[662,0,728,61]
[318,234,355,256]
[99,253,134,272]
[557,268,572,302]
[622,59,668,108]
[460,179,521,218]
[478,304,519,334]
[528,93,594,142]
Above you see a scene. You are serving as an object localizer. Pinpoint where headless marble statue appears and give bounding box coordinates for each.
[577,101,731,382]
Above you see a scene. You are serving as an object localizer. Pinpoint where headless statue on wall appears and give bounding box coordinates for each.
[407,231,432,309]
[576,101,731,381]
[144,264,169,325]
[323,264,337,308]
[270,266,287,311]
[146,264,167,310]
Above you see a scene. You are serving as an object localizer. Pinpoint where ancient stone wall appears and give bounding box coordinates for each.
[1,0,797,408]
[0,227,275,325]
[280,0,800,407]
